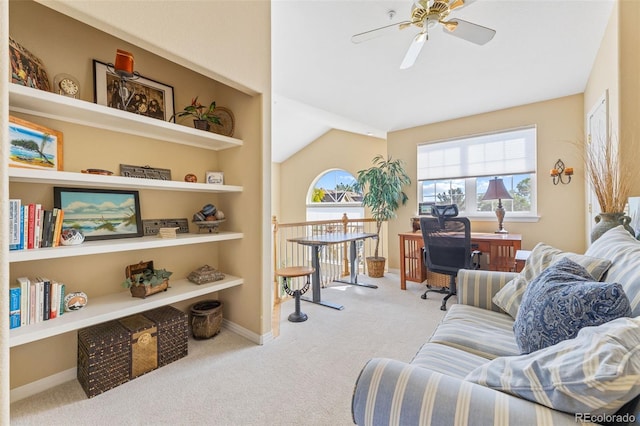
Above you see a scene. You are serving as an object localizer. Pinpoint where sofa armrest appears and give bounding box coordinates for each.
[352,358,592,426]
[457,269,518,312]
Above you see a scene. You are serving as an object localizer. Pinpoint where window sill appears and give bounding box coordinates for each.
[467,215,540,223]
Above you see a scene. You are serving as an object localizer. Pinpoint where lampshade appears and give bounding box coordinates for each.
[482,178,513,201]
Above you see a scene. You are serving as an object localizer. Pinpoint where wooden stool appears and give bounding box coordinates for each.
[275,266,314,322]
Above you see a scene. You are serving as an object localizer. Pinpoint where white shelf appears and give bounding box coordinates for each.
[9,168,243,193]
[9,232,243,263]
[9,83,243,151]
[9,275,243,347]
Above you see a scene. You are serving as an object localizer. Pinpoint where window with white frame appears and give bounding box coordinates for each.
[417,126,537,218]
[306,169,364,221]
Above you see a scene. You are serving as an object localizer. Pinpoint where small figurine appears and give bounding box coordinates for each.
[184,173,197,183]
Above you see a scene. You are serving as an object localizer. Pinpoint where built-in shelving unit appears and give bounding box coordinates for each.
[9,168,243,193]
[9,83,243,151]
[9,275,244,347]
[8,83,245,348]
[8,231,244,263]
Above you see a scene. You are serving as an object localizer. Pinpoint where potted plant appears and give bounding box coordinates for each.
[122,266,173,299]
[355,155,411,277]
[584,129,636,242]
[171,96,221,131]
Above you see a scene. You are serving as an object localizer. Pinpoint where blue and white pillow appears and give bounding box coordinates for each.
[513,257,631,354]
[466,316,640,415]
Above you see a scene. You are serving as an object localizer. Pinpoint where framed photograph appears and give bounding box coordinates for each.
[206,171,224,185]
[9,116,63,170]
[9,36,51,91]
[53,187,143,241]
[93,60,174,121]
[628,197,640,240]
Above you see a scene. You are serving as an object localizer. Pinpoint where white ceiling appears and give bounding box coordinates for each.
[271,0,614,163]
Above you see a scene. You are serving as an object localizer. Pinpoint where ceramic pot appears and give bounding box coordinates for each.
[591,212,634,243]
[193,119,210,131]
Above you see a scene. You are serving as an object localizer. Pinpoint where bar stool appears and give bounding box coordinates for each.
[275,266,314,322]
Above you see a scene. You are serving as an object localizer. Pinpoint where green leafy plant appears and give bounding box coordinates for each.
[171,97,221,125]
[122,268,173,288]
[355,155,411,259]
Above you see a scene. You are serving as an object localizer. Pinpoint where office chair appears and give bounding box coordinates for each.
[420,205,478,311]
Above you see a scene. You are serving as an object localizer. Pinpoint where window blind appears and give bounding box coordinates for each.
[417,126,537,181]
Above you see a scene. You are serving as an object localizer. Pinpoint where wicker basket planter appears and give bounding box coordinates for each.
[366,256,386,278]
[190,300,223,339]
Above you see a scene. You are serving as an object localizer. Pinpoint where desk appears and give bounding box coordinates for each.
[399,232,522,290]
[288,232,378,310]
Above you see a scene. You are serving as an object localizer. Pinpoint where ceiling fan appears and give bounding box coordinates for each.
[351,0,496,69]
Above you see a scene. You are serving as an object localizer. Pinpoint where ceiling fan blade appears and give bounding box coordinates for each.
[351,20,413,44]
[400,31,427,69]
[449,0,478,11]
[441,19,496,45]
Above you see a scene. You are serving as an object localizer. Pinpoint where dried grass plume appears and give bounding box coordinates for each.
[584,129,636,213]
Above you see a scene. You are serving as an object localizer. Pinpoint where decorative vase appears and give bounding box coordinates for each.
[366,257,386,278]
[193,119,210,131]
[129,279,169,299]
[591,212,634,243]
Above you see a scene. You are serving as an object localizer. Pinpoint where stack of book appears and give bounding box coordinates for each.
[9,277,66,329]
[9,199,65,251]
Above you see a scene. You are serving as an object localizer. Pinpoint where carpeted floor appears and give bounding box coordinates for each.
[10,273,450,426]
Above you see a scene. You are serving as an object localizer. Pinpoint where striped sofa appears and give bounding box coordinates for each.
[352,226,640,426]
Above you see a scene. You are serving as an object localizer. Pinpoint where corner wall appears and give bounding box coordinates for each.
[386,95,586,270]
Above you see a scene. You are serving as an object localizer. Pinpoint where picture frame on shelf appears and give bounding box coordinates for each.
[93,59,175,121]
[53,187,143,241]
[206,171,224,185]
[9,36,51,91]
[9,115,63,171]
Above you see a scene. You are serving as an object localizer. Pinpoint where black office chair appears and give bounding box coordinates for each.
[420,205,478,311]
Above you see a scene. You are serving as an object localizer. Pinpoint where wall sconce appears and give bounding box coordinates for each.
[550,159,573,185]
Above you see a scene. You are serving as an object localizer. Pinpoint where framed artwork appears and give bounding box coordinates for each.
[206,171,224,185]
[93,60,175,121]
[628,197,640,240]
[53,187,143,241]
[9,116,63,170]
[8,36,51,91]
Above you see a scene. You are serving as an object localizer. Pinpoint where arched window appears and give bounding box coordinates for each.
[306,169,364,221]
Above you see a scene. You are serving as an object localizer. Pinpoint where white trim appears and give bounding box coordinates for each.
[10,367,76,403]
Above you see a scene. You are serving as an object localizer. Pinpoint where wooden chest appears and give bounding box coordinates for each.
[77,305,188,398]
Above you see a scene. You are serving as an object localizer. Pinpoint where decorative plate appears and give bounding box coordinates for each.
[211,106,235,137]
[64,291,88,311]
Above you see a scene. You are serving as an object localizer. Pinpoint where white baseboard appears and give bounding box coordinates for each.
[10,319,272,403]
[10,367,76,403]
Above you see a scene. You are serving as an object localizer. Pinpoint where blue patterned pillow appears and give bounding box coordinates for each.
[513,257,631,354]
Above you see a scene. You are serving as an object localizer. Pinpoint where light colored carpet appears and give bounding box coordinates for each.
[10,272,450,426]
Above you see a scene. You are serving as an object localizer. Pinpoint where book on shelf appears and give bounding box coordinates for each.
[53,208,64,247]
[27,203,36,250]
[9,199,22,250]
[9,285,21,329]
[9,277,66,328]
[8,200,65,250]
[33,204,43,249]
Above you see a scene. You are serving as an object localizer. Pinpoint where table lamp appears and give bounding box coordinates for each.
[482,177,513,234]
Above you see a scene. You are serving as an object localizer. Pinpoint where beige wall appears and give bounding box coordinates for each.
[386,95,586,270]
[4,0,270,396]
[277,129,386,223]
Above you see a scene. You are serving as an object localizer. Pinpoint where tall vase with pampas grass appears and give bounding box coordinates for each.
[585,130,635,242]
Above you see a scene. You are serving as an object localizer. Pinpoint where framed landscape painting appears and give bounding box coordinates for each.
[53,187,143,241]
[9,116,63,170]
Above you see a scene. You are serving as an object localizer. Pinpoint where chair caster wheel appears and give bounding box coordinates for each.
[440,305,447,311]
[421,293,427,300]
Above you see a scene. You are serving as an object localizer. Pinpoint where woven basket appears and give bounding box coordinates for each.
[366,257,386,278]
[190,300,223,339]
[425,269,450,288]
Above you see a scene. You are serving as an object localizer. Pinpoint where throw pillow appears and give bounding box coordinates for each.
[585,225,640,316]
[513,257,631,354]
[492,242,612,319]
[465,316,640,415]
